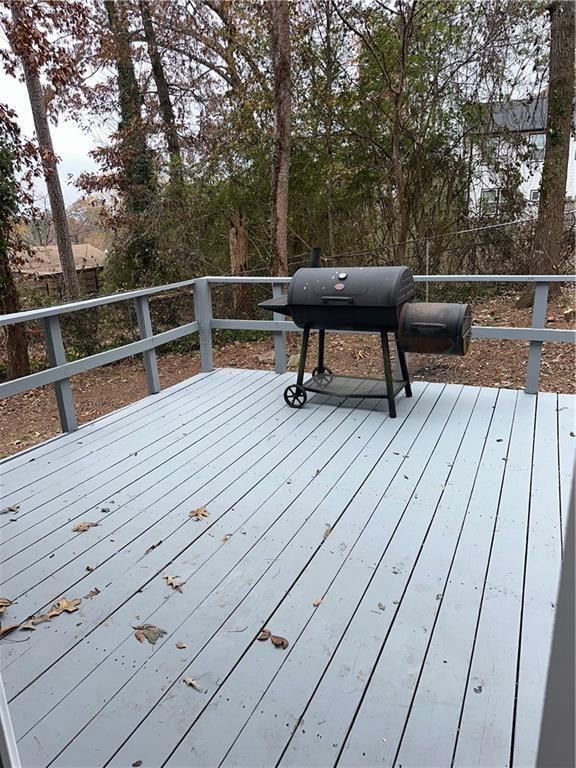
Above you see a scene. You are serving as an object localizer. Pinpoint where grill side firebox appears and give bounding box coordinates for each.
[259,252,471,417]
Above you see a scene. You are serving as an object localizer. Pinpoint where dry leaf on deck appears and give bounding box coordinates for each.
[257,628,271,641]
[0,505,19,515]
[145,540,162,555]
[133,624,167,645]
[175,641,187,649]
[20,613,52,630]
[322,524,332,542]
[377,602,386,611]
[222,534,232,543]
[163,575,184,592]
[86,565,96,572]
[190,507,209,521]
[0,624,19,638]
[0,598,13,615]
[72,521,98,533]
[183,678,204,692]
[312,598,322,607]
[84,588,101,599]
[271,635,289,649]
[132,761,142,767]
[49,597,81,616]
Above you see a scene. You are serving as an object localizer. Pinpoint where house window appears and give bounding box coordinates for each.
[480,188,499,214]
[529,133,546,161]
[529,189,540,202]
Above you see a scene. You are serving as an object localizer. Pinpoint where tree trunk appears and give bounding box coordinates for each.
[391,94,409,262]
[519,0,575,306]
[229,208,250,314]
[138,0,183,187]
[324,0,336,258]
[0,255,30,379]
[10,5,80,300]
[268,0,291,276]
[105,0,157,280]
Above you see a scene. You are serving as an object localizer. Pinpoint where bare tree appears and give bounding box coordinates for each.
[268,0,292,276]
[229,208,250,312]
[532,1,574,287]
[139,0,183,187]
[9,3,80,299]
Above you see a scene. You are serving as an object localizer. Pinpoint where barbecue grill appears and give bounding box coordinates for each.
[260,249,471,417]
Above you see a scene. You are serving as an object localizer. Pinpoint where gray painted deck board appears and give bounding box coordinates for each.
[0,369,571,768]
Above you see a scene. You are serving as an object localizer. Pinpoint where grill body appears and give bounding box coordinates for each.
[286,266,415,331]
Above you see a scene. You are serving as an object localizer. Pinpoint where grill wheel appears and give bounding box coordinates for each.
[284,384,308,408]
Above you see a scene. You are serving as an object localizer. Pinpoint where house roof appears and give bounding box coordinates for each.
[486,97,547,133]
[14,244,107,276]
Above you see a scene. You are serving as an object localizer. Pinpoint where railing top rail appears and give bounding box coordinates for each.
[0,278,198,328]
[205,274,576,284]
[0,273,574,328]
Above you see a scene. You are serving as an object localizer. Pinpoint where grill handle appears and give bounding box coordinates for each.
[321,295,354,304]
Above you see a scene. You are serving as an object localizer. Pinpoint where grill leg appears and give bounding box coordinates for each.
[380,332,397,418]
[297,325,311,386]
[317,329,326,372]
[395,336,412,397]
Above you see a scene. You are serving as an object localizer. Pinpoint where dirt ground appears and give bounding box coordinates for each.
[1,287,574,460]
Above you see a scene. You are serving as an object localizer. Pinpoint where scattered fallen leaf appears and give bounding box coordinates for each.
[163,575,184,592]
[133,624,166,645]
[0,624,19,638]
[0,598,13,615]
[222,534,232,543]
[257,628,271,641]
[322,524,332,542]
[190,507,209,521]
[132,762,142,767]
[49,597,81,616]
[271,635,289,649]
[85,565,95,572]
[175,641,187,649]
[72,521,98,533]
[145,540,162,554]
[84,588,101,599]
[183,678,204,692]
[378,602,386,611]
[100,507,110,514]
[0,505,19,515]
[315,468,321,476]
[20,613,52,630]
[312,598,322,607]
[474,685,483,694]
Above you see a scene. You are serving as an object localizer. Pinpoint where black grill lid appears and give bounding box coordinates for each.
[288,266,414,307]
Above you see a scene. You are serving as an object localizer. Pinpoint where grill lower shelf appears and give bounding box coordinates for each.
[302,374,407,400]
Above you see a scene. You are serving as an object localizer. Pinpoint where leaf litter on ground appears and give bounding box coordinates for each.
[163,574,184,592]
[72,521,99,533]
[190,507,209,521]
[257,628,271,641]
[0,505,19,515]
[183,678,205,692]
[0,598,13,615]
[133,624,167,645]
[270,635,289,649]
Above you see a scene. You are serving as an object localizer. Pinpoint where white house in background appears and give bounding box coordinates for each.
[469,97,576,216]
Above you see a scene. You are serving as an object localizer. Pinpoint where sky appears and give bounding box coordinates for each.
[1,70,98,206]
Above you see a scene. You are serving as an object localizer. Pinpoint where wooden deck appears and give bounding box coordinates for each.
[0,368,573,768]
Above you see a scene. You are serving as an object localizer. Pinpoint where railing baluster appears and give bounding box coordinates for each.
[134,296,160,395]
[525,281,549,395]
[42,315,77,432]
[272,282,287,374]
[194,278,214,372]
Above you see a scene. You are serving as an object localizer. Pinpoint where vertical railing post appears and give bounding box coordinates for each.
[194,277,214,372]
[42,314,77,432]
[425,239,430,302]
[272,282,287,374]
[0,672,21,768]
[134,295,160,395]
[525,280,549,395]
